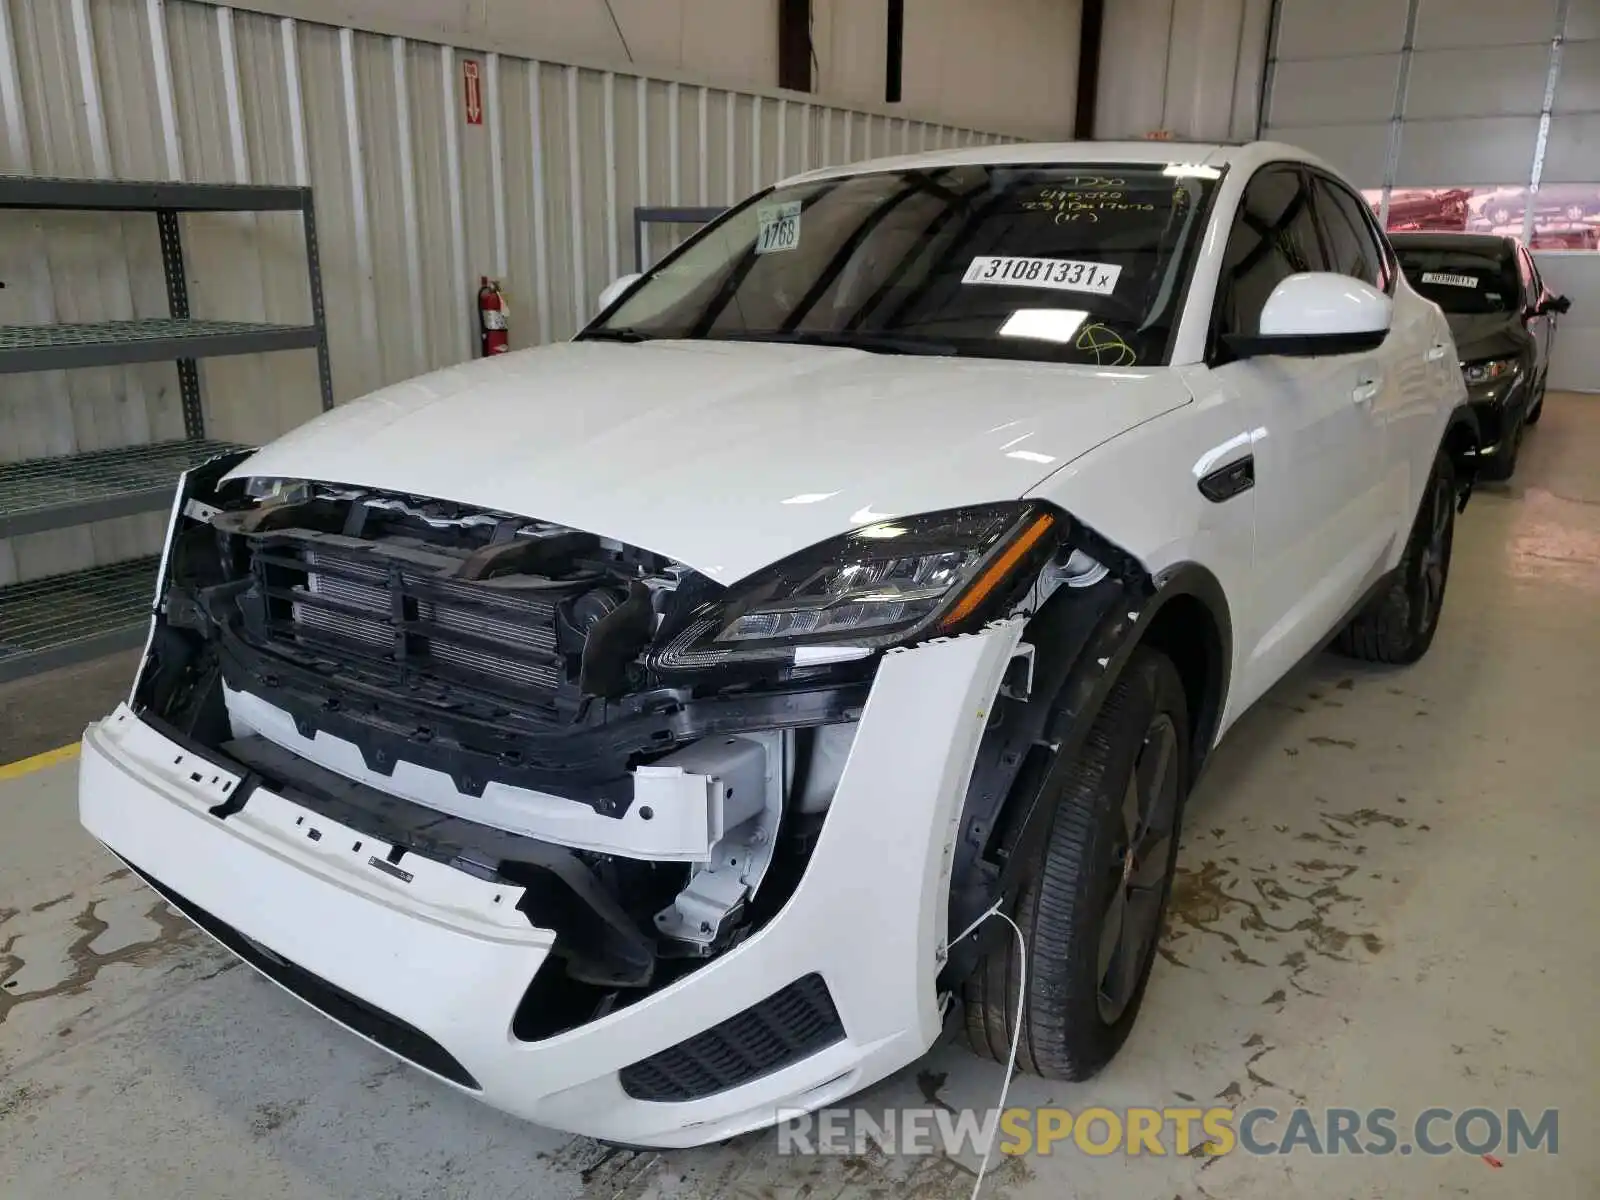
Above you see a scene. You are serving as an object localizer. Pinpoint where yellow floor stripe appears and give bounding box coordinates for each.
[0,741,81,782]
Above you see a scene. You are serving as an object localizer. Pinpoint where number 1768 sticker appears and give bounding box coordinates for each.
[963,256,1121,295]
[756,202,802,254]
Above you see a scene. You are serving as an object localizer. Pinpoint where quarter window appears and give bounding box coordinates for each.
[1312,177,1385,289]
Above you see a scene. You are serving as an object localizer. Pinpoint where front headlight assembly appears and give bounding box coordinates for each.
[652,502,1062,671]
[1462,357,1518,387]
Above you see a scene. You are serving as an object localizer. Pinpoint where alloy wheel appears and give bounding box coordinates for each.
[1096,713,1180,1024]
[1414,475,1452,635]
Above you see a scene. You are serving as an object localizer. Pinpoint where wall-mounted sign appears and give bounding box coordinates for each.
[463,59,483,125]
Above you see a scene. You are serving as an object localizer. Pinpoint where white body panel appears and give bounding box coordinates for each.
[82,623,1023,1147]
[1208,331,1395,700]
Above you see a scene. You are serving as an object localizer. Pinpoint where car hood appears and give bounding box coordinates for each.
[229,339,1189,582]
[1444,311,1525,364]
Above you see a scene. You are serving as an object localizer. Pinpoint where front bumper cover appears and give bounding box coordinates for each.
[80,620,1024,1147]
[1466,374,1527,456]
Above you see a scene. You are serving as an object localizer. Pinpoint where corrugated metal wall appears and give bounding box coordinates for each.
[0,0,1009,586]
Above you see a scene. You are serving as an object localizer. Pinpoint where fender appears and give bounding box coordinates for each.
[941,533,1233,989]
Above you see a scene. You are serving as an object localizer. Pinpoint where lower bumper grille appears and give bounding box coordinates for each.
[123,859,481,1091]
[618,973,845,1102]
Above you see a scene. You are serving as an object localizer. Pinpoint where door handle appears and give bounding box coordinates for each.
[1425,344,1449,362]
[1353,378,1381,405]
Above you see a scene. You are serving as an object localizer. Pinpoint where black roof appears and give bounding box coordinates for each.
[1387,231,1519,254]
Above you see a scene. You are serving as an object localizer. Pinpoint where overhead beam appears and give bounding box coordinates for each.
[778,0,812,92]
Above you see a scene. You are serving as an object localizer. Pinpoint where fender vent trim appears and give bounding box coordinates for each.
[1198,454,1255,503]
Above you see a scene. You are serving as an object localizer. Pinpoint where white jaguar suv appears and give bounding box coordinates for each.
[79,140,1475,1148]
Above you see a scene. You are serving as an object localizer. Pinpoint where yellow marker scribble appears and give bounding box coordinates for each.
[1075,323,1137,367]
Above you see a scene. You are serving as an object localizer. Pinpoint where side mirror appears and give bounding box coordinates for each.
[596,273,643,316]
[1223,273,1393,359]
[1551,294,1572,315]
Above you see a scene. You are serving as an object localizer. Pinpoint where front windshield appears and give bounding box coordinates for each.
[586,163,1220,366]
[1395,246,1519,314]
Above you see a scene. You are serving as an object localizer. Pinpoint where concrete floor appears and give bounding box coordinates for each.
[3,393,1597,1200]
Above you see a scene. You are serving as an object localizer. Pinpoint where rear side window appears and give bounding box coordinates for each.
[1312,176,1385,289]
[1214,166,1328,341]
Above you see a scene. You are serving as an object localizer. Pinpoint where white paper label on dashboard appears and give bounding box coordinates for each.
[962,256,1121,295]
[1421,271,1478,288]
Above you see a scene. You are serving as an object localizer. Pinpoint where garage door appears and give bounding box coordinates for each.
[1261,0,1600,391]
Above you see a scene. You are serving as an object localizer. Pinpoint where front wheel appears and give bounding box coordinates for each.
[1525,388,1545,426]
[964,647,1189,1080]
[1333,450,1455,664]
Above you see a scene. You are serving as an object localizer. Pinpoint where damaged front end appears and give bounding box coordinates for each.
[131,451,1152,1037]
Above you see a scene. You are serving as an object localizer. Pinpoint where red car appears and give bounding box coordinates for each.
[1386,188,1472,232]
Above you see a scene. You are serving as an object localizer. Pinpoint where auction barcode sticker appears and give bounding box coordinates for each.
[756,202,802,254]
[1421,271,1478,288]
[963,256,1121,295]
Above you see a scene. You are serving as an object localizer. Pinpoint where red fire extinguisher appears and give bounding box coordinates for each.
[478,276,509,356]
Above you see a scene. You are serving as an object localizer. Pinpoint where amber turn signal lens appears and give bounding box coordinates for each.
[940,512,1055,630]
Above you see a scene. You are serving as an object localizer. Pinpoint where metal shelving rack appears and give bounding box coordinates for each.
[0,175,333,683]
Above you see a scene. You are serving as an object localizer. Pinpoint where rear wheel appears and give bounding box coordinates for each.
[1333,451,1455,664]
[964,647,1189,1080]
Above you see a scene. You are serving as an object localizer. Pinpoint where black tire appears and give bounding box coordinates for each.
[1525,389,1544,426]
[964,647,1189,1080]
[1332,450,1455,664]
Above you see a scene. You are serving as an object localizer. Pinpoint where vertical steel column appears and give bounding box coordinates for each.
[156,209,204,438]
[1255,0,1283,143]
[1377,0,1422,230]
[300,191,334,411]
[1073,0,1105,139]
[1524,0,1573,244]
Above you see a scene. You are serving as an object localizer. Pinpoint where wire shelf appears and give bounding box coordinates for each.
[0,318,321,373]
[0,172,331,682]
[0,556,156,683]
[0,439,240,537]
[0,174,309,213]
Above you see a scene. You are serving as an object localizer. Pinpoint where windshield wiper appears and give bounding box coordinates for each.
[578,327,654,343]
[710,330,960,356]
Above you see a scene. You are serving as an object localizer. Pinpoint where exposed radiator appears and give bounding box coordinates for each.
[270,543,565,697]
